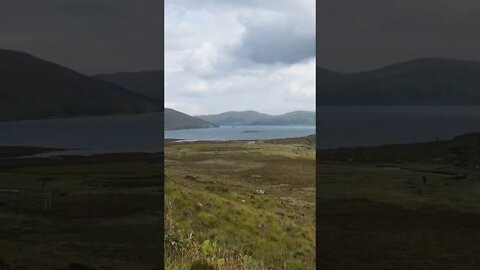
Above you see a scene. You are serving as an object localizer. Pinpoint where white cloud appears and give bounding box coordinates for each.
[182,80,209,94]
[165,0,315,115]
[165,102,205,116]
[183,43,220,76]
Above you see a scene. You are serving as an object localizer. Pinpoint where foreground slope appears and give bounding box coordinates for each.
[318,58,480,105]
[165,137,316,269]
[0,49,162,121]
[165,108,218,131]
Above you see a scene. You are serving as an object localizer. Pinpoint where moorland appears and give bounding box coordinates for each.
[0,148,163,270]
[318,132,480,270]
[164,136,316,270]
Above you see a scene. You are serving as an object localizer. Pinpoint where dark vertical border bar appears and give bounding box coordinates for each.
[160,0,165,268]
[315,0,320,267]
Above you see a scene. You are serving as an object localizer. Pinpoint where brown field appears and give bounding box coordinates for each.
[0,148,163,270]
[164,136,316,269]
[318,133,480,270]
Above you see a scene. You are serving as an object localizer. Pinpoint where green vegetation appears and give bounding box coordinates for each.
[165,201,265,270]
[0,49,161,121]
[318,133,480,269]
[317,58,480,105]
[196,111,272,126]
[196,111,315,126]
[0,152,162,270]
[165,137,316,269]
[165,108,218,131]
[95,70,164,105]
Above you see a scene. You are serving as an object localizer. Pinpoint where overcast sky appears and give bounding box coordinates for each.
[0,0,162,75]
[319,0,480,72]
[165,0,315,115]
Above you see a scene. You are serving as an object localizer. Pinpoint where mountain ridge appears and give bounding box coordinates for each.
[196,110,315,126]
[0,49,162,121]
[94,70,164,105]
[317,57,480,105]
[165,108,218,131]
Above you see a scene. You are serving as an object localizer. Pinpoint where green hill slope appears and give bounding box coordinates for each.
[196,110,315,126]
[94,70,163,105]
[0,49,162,121]
[251,111,315,125]
[318,58,480,105]
[165,108,218,131]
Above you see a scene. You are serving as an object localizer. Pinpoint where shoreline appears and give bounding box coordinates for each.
[165,134,316,144]
[4,131,480,159]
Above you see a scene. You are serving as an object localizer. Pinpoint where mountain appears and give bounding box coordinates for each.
[196,110,315,126]
[165,108,218,131]
[318,58,480,105]
[196,111,272,126]
[94,70,163,104]
[251,111,315,125]
[0,49,162,121]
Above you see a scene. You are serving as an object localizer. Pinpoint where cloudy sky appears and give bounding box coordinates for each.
[0,0,162,75]
[319,0,480,72]
[165,0,315,115]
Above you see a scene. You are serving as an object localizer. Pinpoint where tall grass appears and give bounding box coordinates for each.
[165,201,267,270]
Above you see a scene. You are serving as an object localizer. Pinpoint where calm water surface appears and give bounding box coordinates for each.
[0,113,164,155]
[165,125,316,141]
[0,113,314,155]
[2,106,480,155]
[317,106,480,149]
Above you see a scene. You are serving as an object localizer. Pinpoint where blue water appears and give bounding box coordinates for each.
[165,125,316,141]
[317,106,480,149]
[2,106,480,155]
[0,113,164,155]
[0,113,314,155]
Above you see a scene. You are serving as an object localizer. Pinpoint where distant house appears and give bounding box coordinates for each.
[247,141,256,144]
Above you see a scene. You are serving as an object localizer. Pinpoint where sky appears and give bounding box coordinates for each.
[0,0,163,75]
[165,0,316,115]
[319,0,480,72]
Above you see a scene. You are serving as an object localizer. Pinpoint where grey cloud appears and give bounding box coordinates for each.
[319,0,480,72]
[233,14,315,64]
[48,0,127,18]
[0,0,163,74]
[167,0,285,10]
[167,0,314,65]
[165,0,315,115]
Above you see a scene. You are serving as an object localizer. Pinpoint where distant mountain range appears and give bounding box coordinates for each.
[196,110,315,126]
[0,49,162,121]
[93,58,480,109]
[165,108,218,131]
[95,58,480,107]
[5,49,480,124]
[95,70,163,105]
[318,58,480,105]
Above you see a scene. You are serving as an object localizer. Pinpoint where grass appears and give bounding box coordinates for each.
[0,153,163,270]
[317,134,480,270]
[164,137,316,269]
[165,200,266,270]
[0,137,316,269]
